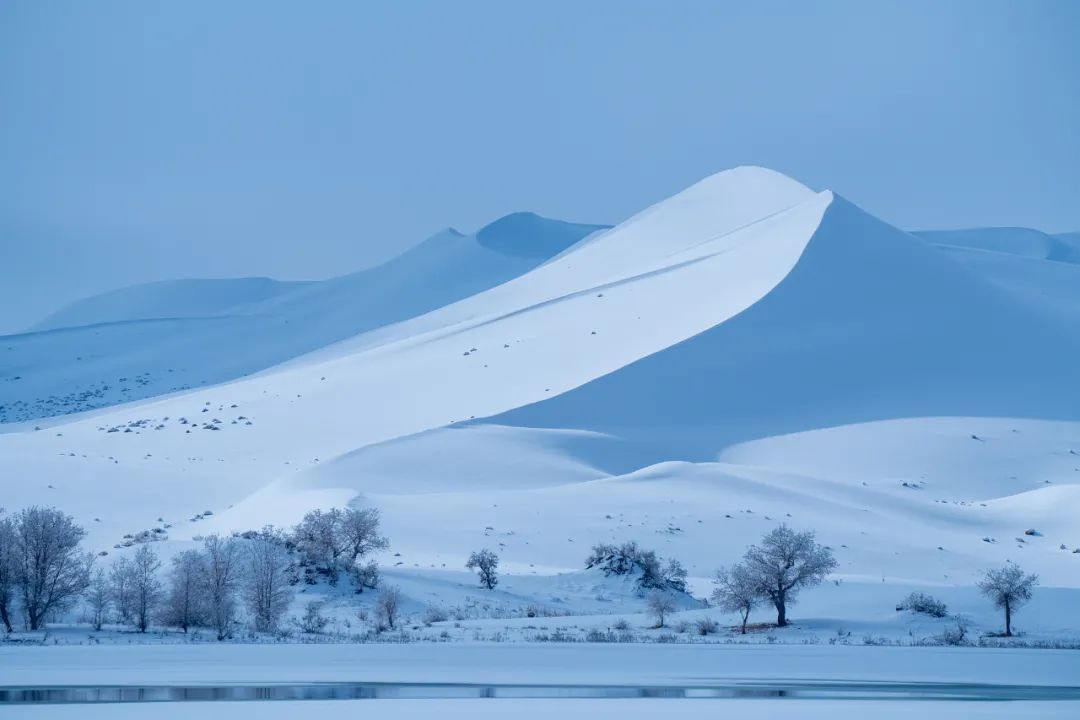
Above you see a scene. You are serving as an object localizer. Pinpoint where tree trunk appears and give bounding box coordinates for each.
[740,608,749,634]
[0,604,12,633]
[775,590,788,626]
[1004,600,1012,637]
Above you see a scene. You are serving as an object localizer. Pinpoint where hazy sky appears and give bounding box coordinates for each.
[2,0,1078,332]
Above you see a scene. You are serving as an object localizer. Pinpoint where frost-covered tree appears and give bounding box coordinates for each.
[293,508,343,577]
[129,545,162,632]
[11,506,92,630]
[292,507,388,587]
[742,525,836,627]
[109,557,134,626]
[662,559,688,593]
[243,527,296,633]
[375,585,402,630]
[201,534,241,640]
[340,508,389,566]
[85,567,111,631]
[978,564,1038,637]
[465,549,499,590]
[163,550,205,632]
[0,512,16,632]
[647,592,676,628]
[712,563,759,634]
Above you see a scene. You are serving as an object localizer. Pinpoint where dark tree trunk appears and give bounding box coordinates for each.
[740,608,750,634]
[775,589,788,626]
[1004,600,1012,637]
[27,605,44,631]
[0,603,12,633]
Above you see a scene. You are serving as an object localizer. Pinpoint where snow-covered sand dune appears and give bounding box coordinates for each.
[1,166,1078,626]
[0,214,607,423]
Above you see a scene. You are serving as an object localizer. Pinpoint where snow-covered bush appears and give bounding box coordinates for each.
[937,618,972,646]
[293,601,330,634]
[422,605,449,625]
[695,617,720,636]
[349,559,380,593]
[897,591,948,618]
[585,541,687,594]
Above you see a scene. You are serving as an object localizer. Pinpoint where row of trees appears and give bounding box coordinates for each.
[709,525,1039,637]
[1,506,1039,638]
[86,531,296,639]
[0,504,389,636]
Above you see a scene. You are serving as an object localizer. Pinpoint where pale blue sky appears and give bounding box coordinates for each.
[1,0,1078,332]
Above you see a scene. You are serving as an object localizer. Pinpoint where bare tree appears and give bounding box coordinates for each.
[0,512,16,632]
[243,528,296,633]
[109,556,135,626]
[340,508,388,566]
[11,506,92,630]
[712,563,760,634]
[742,525,836,627]
[647,592,677,628]
[85,567,111,631]
[465,549,499,590]
[978,564,1038,637]
[201,534,241,640]
[163,550,205,633]
[129,545,162,632]
[375,585,402,630]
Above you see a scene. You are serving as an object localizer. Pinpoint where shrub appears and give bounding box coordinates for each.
[695,617,720,636]
[585,541,687,594]
[422,606,449,625]
[937,618,972,646]
[897,592,948,618]
[293,601,330,634]
[350,559,380,592]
